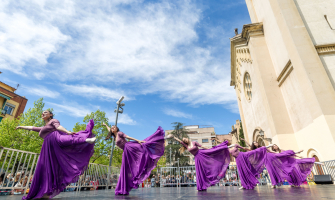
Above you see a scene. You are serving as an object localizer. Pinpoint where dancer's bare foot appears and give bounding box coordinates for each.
[86,137,97,144]
[271,185,276,188]
[239,186,245,190]
[315,162,325,166]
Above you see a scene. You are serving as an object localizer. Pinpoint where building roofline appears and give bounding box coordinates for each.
[0,85,27,100]
[0,81,16,91]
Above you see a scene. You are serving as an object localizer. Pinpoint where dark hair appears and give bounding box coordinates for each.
[250,141,259,150]
[271,144,280,152]
[48,110,54,119]
[105,125,120,140]
[0,173,5,181]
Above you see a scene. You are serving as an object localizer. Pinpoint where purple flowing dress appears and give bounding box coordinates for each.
[230,145,267,190]
[180,140,230,191]
[265,150,296,186]
[115,127,165,195]
[284,157,315,186]
[22,119,95,200]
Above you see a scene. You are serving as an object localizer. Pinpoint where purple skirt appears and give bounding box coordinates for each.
[115,126,165,195]
[265,150,296,186]
[22,120,95,200]
[235,147,267,190]
[284,157,315,186]
[194,141,230,191]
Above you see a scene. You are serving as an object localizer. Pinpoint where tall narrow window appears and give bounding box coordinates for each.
[244,72,252,101]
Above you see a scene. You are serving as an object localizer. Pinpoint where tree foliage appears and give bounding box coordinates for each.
[165,122,190,166]
[0,98,53,153]
[72,110,123,167]
[238,120,246,147]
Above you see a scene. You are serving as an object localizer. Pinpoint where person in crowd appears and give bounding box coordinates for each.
[171,175,176,187]
[151,175,156,187]
[155,174,160,188]
[161,175,166,187]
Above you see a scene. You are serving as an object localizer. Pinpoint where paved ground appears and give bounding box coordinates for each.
[3,185,335,200]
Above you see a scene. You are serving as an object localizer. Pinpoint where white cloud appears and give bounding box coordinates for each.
[23,86,60,99]
[45,101,137,125]
[46,101,92,117]
[62,84,131,102]
[0,1,69,74]
[0,0,242,110]
[107,113,137,125]
[163,108,192,119]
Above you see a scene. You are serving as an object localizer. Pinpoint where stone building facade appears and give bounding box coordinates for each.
[165,125,216,165]
[230,0,335,161]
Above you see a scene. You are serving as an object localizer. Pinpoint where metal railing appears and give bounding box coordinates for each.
[307,160,335,183]
[0,146,120,195]
[160,165,250,187]
[160,163,335,188]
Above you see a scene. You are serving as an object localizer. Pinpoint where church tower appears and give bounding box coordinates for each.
[230,0,335,161]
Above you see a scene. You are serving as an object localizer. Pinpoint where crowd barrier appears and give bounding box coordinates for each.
[160,160,335,187]
[1,145,334,195]
[0,146,120,195]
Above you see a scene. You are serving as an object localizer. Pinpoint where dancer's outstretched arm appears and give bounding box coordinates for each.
[172,136,183,143]
[124,135,146,145]
[102,122,111,133]
[16,126,34,131]
[214,138,222,143]
[57,126,76,135]
[294,150,303,154]
[228,144,235,148]
[240,138,251,147]
[16,125,75,135]
[266,144,274,148]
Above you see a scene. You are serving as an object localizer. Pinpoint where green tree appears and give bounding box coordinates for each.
[165,122,190,166]
[72,110,123,167]
[238,120,246,148]
[0,98,53,153]
[152,156,166,174]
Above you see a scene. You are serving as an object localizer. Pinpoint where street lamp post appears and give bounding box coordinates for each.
[177,158,180,188]
[169,147,172,166]
[108,96,125,181]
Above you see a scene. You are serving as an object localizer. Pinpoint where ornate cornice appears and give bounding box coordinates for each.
[230,23,264,87]
[315,44,335,55]
[236,48,253,65]
[241,23,264,44]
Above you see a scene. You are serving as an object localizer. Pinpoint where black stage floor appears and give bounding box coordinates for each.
[3,185,335,200]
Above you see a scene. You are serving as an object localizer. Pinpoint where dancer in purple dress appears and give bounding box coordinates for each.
[103,124,165,195]
[241,139,303,188]
[16,110,96,199]
[271,144,324,187]
[228,142,274,190]
[169,135,230,191]
[265,145,304,188]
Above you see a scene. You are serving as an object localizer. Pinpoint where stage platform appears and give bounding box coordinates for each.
[3,185,335,200]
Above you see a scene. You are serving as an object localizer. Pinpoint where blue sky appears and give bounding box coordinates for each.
[1,0,250,139]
